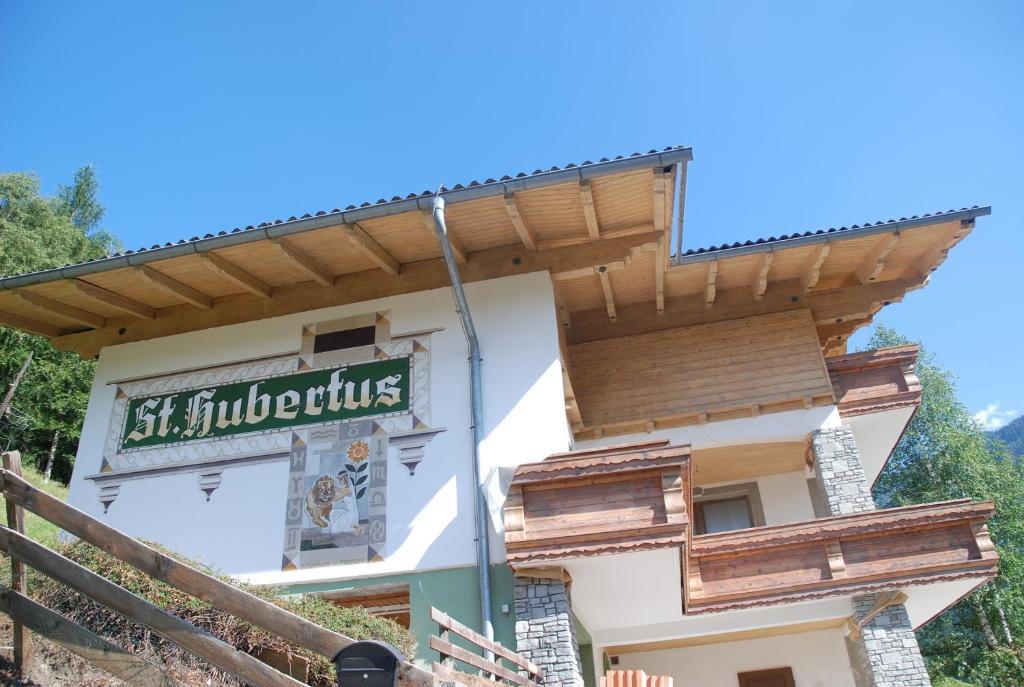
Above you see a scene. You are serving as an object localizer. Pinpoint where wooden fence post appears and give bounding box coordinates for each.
[2,450,32,674]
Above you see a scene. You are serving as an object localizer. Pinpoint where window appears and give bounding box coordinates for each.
[737,667,795,687]
[693,482,766,535]
[313,325,377,353]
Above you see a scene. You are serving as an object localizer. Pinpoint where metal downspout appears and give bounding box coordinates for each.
[431,195,495,657]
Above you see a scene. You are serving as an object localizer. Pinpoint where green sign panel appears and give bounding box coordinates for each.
[120,357,410,451]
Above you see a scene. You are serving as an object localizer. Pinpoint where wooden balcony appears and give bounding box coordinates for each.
[826,344,922,417]
[685,500,998,614]
[504,441,690,566]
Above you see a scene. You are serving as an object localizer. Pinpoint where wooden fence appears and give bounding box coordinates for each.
[430,607,542,687]
[0,453,435,687]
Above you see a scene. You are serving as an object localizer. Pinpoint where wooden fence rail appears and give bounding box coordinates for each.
[430,607,542,686]
[0,462,434,687]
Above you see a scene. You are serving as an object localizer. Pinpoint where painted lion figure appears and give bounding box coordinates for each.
[304,474,352,528]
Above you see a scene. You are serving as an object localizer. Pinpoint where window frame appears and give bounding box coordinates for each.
[692,482,766,535]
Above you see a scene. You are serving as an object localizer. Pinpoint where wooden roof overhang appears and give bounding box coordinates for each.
[504,440,691,567]
[0,148,692,358]
[561,207,991,354]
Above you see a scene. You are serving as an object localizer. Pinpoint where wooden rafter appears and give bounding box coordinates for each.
[855,232,900,284]
[579,180,600,241]
[269,240,334,287]
[54,230,664,357]
[198,253,272,299]
[800,244,831,293]
[15,291,106,329]
[0,311,63,338]
[135,266,213,309]
[751,252,774,300]
[915,220,973,278]
[343,224,401,276]
[654,238,666,314]
[72,280,155,319]
[597,267,617,323]
[503,194,537,251]
[704,261,719,309]
[652,169,668,237]
[419,211,467,264]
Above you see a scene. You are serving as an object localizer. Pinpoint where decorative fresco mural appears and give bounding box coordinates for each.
[99,311,443,570]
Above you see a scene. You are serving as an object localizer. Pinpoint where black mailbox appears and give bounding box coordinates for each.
[332,640,405,687]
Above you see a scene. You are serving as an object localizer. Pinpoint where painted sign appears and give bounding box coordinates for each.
[120,357,409,450]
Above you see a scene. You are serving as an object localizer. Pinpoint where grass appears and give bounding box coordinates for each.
[933,677,978,687]
[0,461,69,548]
[0,461,69,588]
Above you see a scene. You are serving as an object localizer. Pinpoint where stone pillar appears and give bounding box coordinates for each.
[847,593,931,687]
[810,425,876,516]
[514,574,584,687]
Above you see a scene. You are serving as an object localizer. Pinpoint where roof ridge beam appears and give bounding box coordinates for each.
[135,266,214,309]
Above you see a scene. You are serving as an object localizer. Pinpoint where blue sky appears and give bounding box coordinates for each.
[2,2,1021,428]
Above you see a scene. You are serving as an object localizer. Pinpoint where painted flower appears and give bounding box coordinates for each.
[347,440,370,463]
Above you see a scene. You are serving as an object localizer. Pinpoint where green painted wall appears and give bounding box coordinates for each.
[285,564,516,668]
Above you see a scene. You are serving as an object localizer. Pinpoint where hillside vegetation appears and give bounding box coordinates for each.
[990,415,1024,457]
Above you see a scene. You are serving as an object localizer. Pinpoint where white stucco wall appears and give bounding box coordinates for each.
[611,628,855,687]
[67,272,571,584]
[576,405,842,453]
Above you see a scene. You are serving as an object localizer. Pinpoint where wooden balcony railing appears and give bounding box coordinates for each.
[685,499,998,614]
[825,344,922,417]
[504,441,690,566]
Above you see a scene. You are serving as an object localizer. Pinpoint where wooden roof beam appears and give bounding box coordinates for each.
[597,266,617,323]
[855,232,900,284]
[420,211,467,263]
[652,169,669,237]
[915,220,973,278]
[269,239,334,287]
[704,260,719,309]
[752,252,774,300]
[579,180,600,241]
[800,244,831,293]
[0,310,64,338]
[199,253,273,299]
[72,280,155,319]
[654,238,666,314]
[15,291,106,329]
[343,224,401,276]
[503,194,537,251]
[135,265,213,309]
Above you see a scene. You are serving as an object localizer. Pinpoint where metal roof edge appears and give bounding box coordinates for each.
[0,147,693,292]
[671,206,991,266]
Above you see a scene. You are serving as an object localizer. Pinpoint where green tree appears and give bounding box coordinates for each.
[0,167,120,482]
[868,325,1024,686]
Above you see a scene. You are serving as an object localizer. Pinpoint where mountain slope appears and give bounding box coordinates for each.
[991,415,1024,457]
